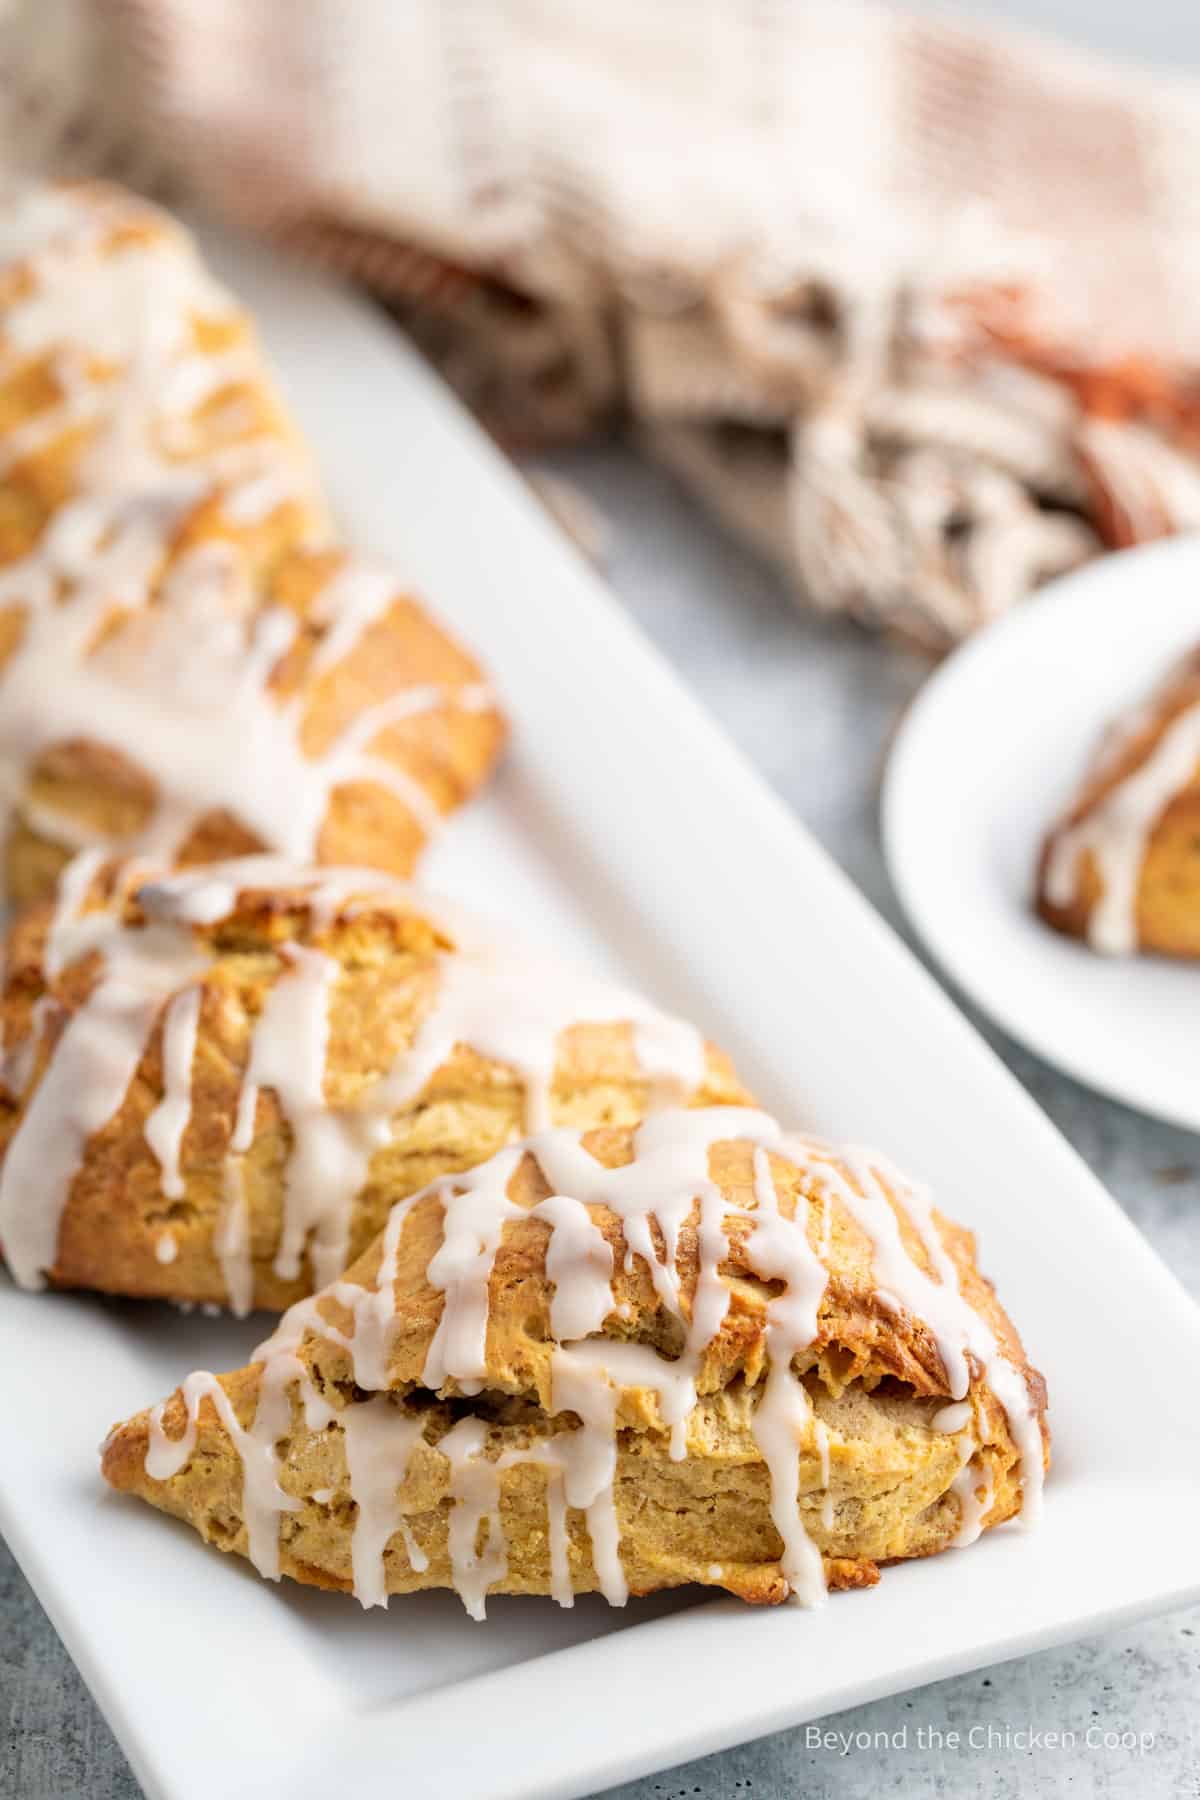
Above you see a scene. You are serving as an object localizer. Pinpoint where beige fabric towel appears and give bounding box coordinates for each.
[6,0,1200,648]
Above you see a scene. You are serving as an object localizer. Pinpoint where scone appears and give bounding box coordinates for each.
[0,180,504,901]
[102,1108,1048,1612]
[0,859,747,1311]
[1036,647,1200,955]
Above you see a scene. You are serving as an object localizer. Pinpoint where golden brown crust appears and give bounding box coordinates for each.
[1036,649,1200,956]
[0,181,505,903]
[0,869,747,1308]
[100,1124,1048,1610]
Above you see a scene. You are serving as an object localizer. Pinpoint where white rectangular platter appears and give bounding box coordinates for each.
[3,221,1200,1800]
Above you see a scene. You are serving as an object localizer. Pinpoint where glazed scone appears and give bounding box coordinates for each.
[0,860,747,1311]
[102,1110,1049,1612]
[4,538,507,901]
[0,182,320,532]
[1036,648,1200,955]
[0,180,504,901]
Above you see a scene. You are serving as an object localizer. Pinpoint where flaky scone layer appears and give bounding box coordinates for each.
[0,180,504,902]
[103,1117,1048,1613]
[103,1369,969,1604]
[1037,647,1200,956]
[0,862,746,1310]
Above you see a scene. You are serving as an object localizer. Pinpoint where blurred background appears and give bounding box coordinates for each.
[9,0,1200,650]
[4,4,1200,1798]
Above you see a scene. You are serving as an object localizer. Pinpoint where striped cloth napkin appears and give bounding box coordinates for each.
[7,0,1200,648]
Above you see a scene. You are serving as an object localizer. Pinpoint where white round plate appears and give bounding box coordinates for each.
[882,534,1200,1131]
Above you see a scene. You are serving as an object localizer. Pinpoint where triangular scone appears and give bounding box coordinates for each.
[102,1109,1048,1613]
[0,861,746,1311]
[1037,648,1200,955]
[0,180,505,904]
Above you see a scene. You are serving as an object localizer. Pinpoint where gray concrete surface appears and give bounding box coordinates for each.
[4,438,1198,1799]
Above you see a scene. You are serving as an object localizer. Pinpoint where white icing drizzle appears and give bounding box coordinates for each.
[544,1347,631,1606]
[216,1161,255,1320]
[933,1400,973,1435]
[145,1354,332,1579]
[538,1193,615,1341]
[949,1440,995,1548]
[439,1418,509,1621]
[420,1145,526,1393]
[543,1466,574,1608]
[143,986,201,1198]
[745,1145,828,1605]
[1044,696,1200,953]
[222,467,299,526]
[150,1108,1043,1616]
[339,1398,429,1608]
[155,1233,178,1265]
[42,848,109,979]
[0,183,481,875]
[227,943,368,1289]
[303,560,408,682]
